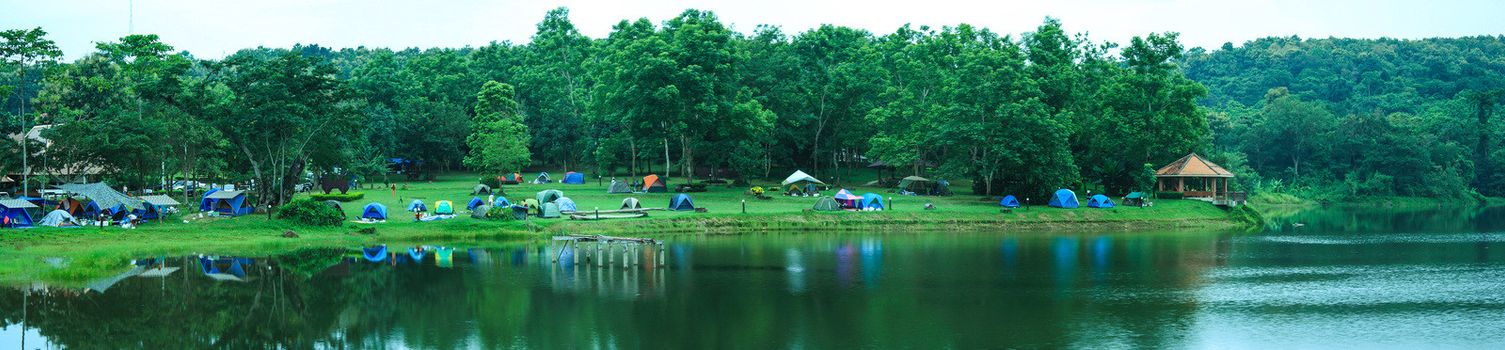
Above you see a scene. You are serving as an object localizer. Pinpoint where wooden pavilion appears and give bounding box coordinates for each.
[1156,153,1239,203]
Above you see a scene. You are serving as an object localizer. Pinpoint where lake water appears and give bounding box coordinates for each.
[5,206,1505,349]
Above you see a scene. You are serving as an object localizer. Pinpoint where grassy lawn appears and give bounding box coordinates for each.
[0,171,1242,285]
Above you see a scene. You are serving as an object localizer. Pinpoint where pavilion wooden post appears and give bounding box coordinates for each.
[1177,178,1185,192]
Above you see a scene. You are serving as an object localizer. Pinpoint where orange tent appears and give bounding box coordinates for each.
[643,174,667,193]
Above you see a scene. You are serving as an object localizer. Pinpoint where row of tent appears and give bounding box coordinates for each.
[355,191,701,221]
[999,189,1116,209]
[812,189,887,211]
[2,183,199,228]
[530,172,588,185]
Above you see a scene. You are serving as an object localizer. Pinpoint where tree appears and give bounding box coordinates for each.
[1080,32,1208,193]
[1244,88,1336,180]
[464,81,531,175]
[0,27,62,194]
[516,7,593,170]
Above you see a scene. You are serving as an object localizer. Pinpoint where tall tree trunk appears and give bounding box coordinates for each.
[663,138,670,176]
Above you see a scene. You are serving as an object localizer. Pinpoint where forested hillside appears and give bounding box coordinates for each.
[1185,36,1505,198]
[4,7,1504,204]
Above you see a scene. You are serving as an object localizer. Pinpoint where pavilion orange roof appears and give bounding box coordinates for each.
[1156,153,1234,178]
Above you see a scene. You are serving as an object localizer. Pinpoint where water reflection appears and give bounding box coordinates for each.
[5,207,1505,348]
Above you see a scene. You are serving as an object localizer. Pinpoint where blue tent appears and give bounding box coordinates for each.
[408,247,428,261]
[407,199,427,212]
[860,193,885,210]
[1088,194,1115,208]
[199,188,220,212]
[669,193,696,211]
[493,197,511,208]
[84,201,129,220]
[467,197,485,211]
[1000,195,1021,208]
[1049,189,1079,209]
[563,172,585,184]
[0,199,37,228]
[556,197,578,212]
[362,203,388,220]
[203,190,253,216]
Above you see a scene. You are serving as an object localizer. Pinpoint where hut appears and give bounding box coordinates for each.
[1155,153,1236,199]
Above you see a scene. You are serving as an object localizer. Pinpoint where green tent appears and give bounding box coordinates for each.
[812,197,842,211]
[523,198,541,215]
[536,190,564,204]
[542,202,561,218]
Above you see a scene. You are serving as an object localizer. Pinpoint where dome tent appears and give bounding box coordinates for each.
[669,194,696,211]
[467,197,486,211]
[607,180,634,194]
[37,209,77,227]
[472,184,492,195]
[1048,189,1079,209]
[406,199,427,212]
[533,172,552,184]
[813,197,843,211]
[859,193,885,210]
[642,174,667,193]
[361,203,388,220]
[472,205,492,219]
[434,200,455,215]
[999,195,1021,208]
[536,189,564,204]
[493,197,511,208]
[556,197,578,212]
[541,202,562,218]
[1087,194,1115,208]
[621,197,642,210]
[563,172,585,184]
[833,189,860,208]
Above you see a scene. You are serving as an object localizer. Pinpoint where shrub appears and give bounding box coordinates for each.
[310,192,364,202]
[485,205,515,221]
[746,186,765,197]
[1157,191,1185,200]
[277,199,346,226]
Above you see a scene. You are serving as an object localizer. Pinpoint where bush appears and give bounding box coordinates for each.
[746,186,765,197]
[485,205,515,221]
[277,199,346,226]
[1157,191,1185,199]
[310,192,364,202]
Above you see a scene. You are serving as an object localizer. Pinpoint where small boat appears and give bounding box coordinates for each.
[569,212,648,220]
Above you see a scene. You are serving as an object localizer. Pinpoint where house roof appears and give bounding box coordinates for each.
[1156,153,1235,178]
[205,190,245,200]
[139,195,182,206]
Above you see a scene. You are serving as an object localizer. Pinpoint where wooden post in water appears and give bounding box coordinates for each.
[572,240,579,264]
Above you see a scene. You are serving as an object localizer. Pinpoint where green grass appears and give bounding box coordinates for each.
[0,171,1244,285]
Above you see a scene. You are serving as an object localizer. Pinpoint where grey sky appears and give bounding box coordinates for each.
[5,0,1504,60]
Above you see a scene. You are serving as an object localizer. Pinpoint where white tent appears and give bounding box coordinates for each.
[781,170,825,186]
[38,209,78,227]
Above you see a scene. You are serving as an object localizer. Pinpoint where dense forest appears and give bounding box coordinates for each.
[3,8,1504,205]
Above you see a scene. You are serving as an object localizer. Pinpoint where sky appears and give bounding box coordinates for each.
[4,0,1505,60]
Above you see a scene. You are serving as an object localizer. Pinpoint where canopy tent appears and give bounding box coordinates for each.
[471,204,492,219]
[643,174,667,193]
[361,203,388,220]
[860,193,885,210]
[493,197,512,208]
[37,209,78,227]
[536,189,564,204]
[833,189,860,209]
[407,199,427,212]
[533,172,552,184]
[607,180,633,194]
[669,193,696,211]
[621,197,642,210]
[203,190,253,216]
[897,176,950,196]
[138,195,182,220]
[1124,192,1146,206]
[0,199,39,228]
[541,202,562,218]
[813,197,843,211]
[467,197,486,211]
[781,170,826,186]
[434,200,455,215]
[1049,189,1079,209]
[472,184,492,195]
[999,195,1021,208]
[1088,194,1116,208]
[556,197,578,212]
[58,182,146,216]
[563,172,585,184]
